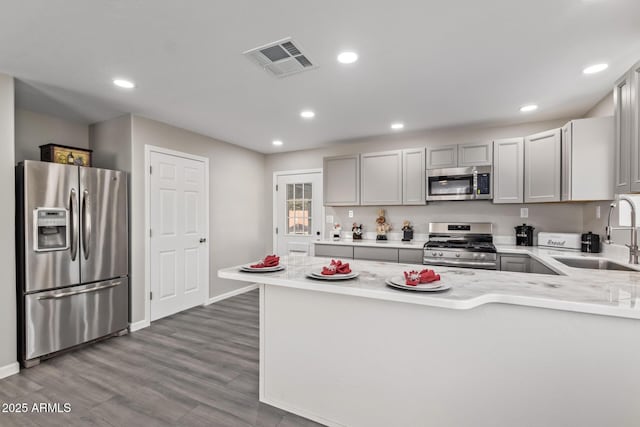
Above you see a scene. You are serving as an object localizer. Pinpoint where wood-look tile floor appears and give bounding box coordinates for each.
[0,290,324,427]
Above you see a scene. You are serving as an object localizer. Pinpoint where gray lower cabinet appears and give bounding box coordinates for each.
[499,255,529,273]
[499,254,557,275]
[314,244,424,264]
[524,128,561,203]
[314,244,354,259]
[398,248,424,264]
[353,246,399,262]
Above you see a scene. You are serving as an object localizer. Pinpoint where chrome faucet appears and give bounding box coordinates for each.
[605,195,639,264]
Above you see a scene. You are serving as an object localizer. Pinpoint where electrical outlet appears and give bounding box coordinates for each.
[520,208,529,219]
[596,205,601,219]
[348,210,354,218]
[326,215,334,224]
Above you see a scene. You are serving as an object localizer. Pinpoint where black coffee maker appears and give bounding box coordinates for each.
[581,232,601,253]
[515,224,534,246]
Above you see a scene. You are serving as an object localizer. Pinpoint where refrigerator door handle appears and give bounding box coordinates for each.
[82,189,91,260]
[69,188,79,261]
[37,281,122,300]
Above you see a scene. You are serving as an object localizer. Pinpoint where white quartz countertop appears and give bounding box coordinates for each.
[219,247,640,320]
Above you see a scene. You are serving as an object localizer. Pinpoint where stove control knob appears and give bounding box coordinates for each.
[455,253,460,258]
[480,254,486,259]
[438,252,443,257]
[432,252,437,257]
[473,253,479,259]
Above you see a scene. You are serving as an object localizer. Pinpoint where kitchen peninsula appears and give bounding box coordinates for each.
[219,252,640,427]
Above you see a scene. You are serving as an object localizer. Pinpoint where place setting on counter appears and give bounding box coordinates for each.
[239,254,286,273]
[305,259,360,281]
[385,268,451,292]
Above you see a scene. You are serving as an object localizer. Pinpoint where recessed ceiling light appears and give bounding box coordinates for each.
[272,140,283,146]
[300,110,315,119]
[391,122,404,130]
[583,63,609,75]
[520,104,538,113]
[337,51,358,64]
[113,79,135,89]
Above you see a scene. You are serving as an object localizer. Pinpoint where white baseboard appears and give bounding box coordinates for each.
[0,362,20,379]
[206,283,258,305]
[129,319,151,332]
[261,396,343,427]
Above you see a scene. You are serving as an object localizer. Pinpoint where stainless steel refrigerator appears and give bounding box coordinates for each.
[16,160,129,367]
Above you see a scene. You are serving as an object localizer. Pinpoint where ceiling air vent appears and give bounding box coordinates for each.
[243,37,317,78]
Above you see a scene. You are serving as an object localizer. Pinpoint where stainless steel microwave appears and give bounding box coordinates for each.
[426,166,492,201]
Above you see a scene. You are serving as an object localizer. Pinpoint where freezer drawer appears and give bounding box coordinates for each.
[23,278,128,361]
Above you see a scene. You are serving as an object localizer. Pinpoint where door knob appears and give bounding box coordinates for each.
[199,238,207,243]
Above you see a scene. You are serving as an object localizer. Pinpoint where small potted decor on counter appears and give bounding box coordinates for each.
[352,223,363,240]
[332,224,342,241]
[375,209,392,241]
[401,220,414,242]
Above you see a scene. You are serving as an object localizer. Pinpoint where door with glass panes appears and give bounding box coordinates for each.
[275,171,323,256]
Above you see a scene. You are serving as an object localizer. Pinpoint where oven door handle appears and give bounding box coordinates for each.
[423,258,497,268]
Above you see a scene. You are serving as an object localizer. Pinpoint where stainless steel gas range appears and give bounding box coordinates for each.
[423,222,497,269]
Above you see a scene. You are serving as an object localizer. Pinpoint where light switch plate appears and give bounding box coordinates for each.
[348,210,354,218]
[596,205,601,219]
[326,215,334,224]
[520,208,528,218]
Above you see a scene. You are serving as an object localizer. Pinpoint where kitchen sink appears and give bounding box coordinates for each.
[553,257,637,272]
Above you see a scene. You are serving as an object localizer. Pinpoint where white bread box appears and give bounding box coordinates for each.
[537,232,582,250]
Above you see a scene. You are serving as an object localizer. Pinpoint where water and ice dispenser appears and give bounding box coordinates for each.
[33,208,69,252]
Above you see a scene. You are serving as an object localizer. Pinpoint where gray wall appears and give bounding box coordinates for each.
[89,115,132,171]
[584,91,614,119]
[0,74,16,371]
[102,115,265,324]
[15,108,89,163]
[264,117,586,248]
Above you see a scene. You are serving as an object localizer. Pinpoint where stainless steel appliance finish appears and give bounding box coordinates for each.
[423,222,497,269]
[79,167,128,283]
[426,166,492,201]
[24,278,128,360]
[17,160,129,367]
[22,161,80,292]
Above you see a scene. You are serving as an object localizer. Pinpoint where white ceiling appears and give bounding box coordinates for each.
[1,0,640,153]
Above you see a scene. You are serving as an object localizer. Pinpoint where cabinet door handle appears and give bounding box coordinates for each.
[199,238,207,243]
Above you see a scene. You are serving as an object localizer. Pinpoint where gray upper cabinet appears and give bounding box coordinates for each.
[630,61,640,193]
[427,145,457,169]
[323,154,360,206]
[524,128,561,203]
[458,142,493,167]
[493,138,524,204]
[561,117,613,201]
[402,148,426,205]
[614,70,632,194]
[360,150,403,205]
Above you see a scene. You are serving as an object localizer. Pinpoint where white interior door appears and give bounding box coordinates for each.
[150,150,208,321]
[275,171,323,256]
